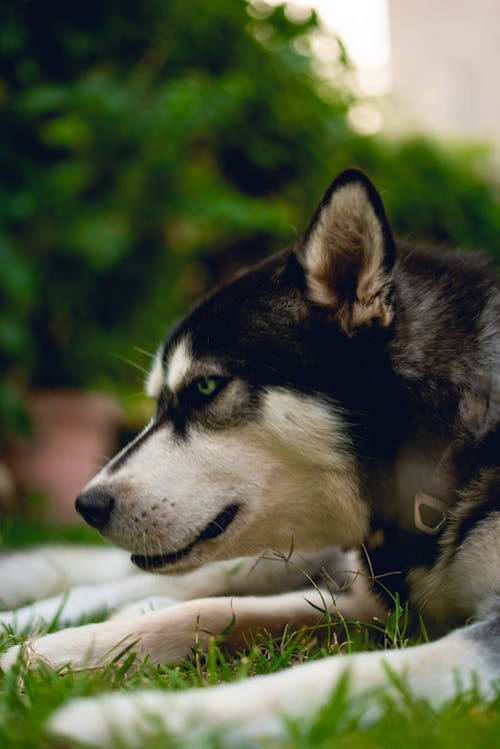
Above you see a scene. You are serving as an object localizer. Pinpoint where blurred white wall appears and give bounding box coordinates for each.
[389,0,500,141]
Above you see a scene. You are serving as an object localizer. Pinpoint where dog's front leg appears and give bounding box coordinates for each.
[0,586,380,672]
[48,616,500,746]
[0,547,354,631]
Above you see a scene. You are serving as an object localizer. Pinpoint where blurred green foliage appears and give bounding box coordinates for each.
[0,0,350,425]
[1,0,499,439]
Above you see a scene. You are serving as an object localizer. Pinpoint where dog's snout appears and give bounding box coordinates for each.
[75,488,115,530]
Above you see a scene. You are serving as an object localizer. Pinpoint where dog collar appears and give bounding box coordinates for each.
[413,492,447,535]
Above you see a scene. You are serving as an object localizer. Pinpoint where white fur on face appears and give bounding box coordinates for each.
[88,387,368,571]
[166,336,193,392]
[255,389,368,550]
[145,349,164,398]
[145,336,193,400]
[146,335,212,400]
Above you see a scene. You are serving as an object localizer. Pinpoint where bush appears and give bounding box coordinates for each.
[0,1,351,405]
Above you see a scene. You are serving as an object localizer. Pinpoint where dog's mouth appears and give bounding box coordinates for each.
[131,503,240,571]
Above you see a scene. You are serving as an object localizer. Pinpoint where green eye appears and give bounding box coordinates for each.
[196,377,219,396]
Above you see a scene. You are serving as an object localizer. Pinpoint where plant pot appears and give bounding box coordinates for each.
[9,390,122,524]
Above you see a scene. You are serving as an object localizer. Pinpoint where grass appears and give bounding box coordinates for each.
[0,518,107,548]
[1,525,500,747]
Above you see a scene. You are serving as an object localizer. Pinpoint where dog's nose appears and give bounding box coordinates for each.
[75,488,115,529]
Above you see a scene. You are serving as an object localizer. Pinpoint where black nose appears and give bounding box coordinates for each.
[75,488,115,529]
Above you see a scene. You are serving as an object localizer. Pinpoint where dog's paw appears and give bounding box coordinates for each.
[49,695,130,746]
[1,631,87,673]
[0,620,141,673]
[48,691,196,746]
[48,676,288,746]
[48,690,252,746]
[0,604,207,674]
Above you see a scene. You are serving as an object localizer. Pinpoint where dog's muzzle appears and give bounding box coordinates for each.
[75,489,241,569]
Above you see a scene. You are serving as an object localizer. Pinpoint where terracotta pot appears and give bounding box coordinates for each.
[9,390,122,524]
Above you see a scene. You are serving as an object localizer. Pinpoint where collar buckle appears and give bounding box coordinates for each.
[414,492,447,535]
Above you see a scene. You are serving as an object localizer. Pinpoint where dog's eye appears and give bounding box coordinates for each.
[195,377,222,397]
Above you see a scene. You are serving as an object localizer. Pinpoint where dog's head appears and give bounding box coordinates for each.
[77,169,396,572]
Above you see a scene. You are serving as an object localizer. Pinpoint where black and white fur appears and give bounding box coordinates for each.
[2,169,500,745]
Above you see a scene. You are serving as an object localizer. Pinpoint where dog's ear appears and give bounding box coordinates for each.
[297,169,395,335]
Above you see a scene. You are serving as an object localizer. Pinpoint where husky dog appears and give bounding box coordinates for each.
[1,169,500,745]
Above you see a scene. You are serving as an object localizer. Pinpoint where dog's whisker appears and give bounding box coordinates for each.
[133,346,155,360]
[112,353,149,375]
